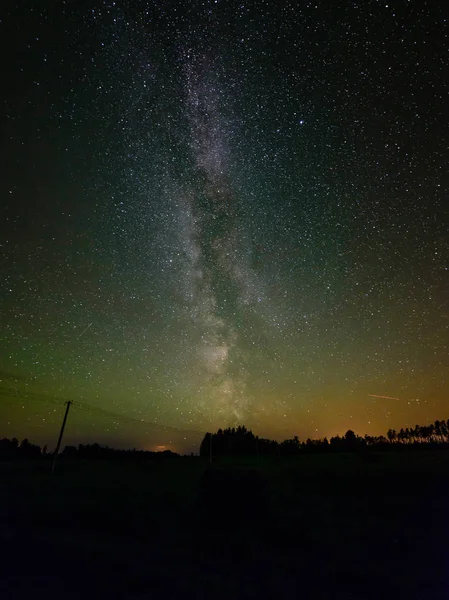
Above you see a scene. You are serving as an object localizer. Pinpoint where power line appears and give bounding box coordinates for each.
[0,387,68,408]
[0,386,205,436]
[74,401,204,435]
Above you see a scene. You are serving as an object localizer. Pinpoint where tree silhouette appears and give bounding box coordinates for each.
[387,429,397,443]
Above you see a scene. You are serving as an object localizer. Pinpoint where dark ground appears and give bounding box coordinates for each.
[1,451,448,599]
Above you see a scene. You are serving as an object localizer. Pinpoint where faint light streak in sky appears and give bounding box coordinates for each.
[77,322,92,339]
[368,394,401,401]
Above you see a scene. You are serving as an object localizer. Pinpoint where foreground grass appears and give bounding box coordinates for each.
[1,452,448,599]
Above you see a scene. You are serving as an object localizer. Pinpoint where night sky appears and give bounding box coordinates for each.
[1,0,447,453]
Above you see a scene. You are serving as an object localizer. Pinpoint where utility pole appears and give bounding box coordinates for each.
[209,433,212,465]
[52,400,72,474]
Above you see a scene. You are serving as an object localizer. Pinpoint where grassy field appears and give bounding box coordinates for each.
[1,451,448,599]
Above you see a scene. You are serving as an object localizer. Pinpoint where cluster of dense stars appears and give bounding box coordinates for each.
[0,0,447,452]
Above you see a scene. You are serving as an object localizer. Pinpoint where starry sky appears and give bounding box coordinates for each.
[0,0,447,453]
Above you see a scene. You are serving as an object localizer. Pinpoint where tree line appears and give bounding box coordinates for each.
[2,417,449,461]
[0,438,179,460]
[0,437,45,459]
[62,443,179,460]
[199,418,449,458]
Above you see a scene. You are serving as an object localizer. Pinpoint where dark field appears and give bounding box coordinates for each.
[1,452,448,599]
